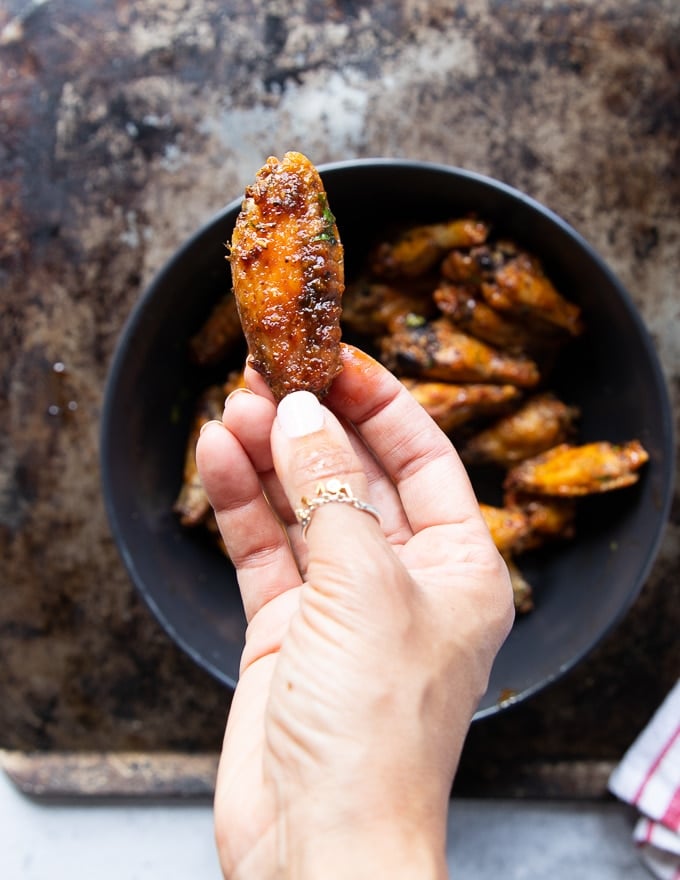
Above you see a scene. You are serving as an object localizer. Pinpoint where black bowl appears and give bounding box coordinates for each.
[101,159,674,718]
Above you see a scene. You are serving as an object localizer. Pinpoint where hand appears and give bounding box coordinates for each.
[196,344,514,880]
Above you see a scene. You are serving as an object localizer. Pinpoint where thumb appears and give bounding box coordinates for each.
[271,391,386,580]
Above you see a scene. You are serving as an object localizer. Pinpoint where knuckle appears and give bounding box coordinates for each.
[291,438,359,487]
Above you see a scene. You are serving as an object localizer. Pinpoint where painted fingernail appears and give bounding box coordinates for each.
[277,391,324,438]
[199,419,223,436]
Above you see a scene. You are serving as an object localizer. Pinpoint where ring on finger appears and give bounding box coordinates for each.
[295,478,382,540]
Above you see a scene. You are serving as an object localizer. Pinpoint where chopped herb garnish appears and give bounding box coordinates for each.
[313,192,337,243]
[405,313,426,328]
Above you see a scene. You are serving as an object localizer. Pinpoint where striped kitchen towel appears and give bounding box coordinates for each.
[609,679,680,880]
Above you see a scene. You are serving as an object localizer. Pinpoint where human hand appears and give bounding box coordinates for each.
[196,344,514,880]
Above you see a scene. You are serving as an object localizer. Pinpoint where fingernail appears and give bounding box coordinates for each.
[199,419,223,436]
[277,391,324,438]
[224,386,252,407]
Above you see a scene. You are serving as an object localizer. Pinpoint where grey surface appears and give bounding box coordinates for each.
[447,798,651,879]
[1,769,652,880]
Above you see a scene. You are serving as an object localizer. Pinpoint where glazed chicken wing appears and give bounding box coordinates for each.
[504,440,649,497]
[230,152,344,400]
[462,393,580,467]
[480,496,576,555]
[370,217,489,278]
[380,317,541,386]
[479,502,533,555]
[505,493,577,547]
[442,241,583,337]
[481,251,583,337]
[480,500,536,612]
[401,378,520,433]
[434,281,533,352]
[440,240,517,286]
[433,281,566,356]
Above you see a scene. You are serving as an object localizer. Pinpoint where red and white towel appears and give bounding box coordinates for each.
[609,679,680,880]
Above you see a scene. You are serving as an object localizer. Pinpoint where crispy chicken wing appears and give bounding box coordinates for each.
[433,281,565,355]
[434,281,532,352]
[479,502,533,555]
[480,496,576,556]
[480,498,576,613]
[476,502,536,612]
[442,241,583,337]
[230,152,344,400]
[380,317,541,386]
[462,393,580,467]
[440,240,517,286]
[481,251,583,336]
[505,493,577,547]
[401,378,521,433]
[370,218,489,278]
[504,440,649,496]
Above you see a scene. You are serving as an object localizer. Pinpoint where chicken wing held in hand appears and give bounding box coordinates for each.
[230,152,344,401]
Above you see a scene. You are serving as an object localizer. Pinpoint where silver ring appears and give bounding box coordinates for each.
[295,479,382,540]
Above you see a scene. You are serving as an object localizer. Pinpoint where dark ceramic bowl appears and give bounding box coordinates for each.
[101,159,674,718]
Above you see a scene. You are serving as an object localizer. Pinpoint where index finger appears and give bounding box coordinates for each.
[325,344,483,533]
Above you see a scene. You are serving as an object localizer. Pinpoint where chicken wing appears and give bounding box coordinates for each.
[505,493,577,547]
[230,152,344,400]
[380,317,541,386]
[433,281,566,356]
[401,378,521,433]
[440,240,517,286]
[462,393,580,467]
[504,440,649,496]
[442,241,583,337]
[370,217,489,278]
[479,502,534,555]
[480,498,575,614]
[481,251,583,337]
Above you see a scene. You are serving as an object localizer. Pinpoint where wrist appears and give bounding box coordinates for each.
[282,797,449,880]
